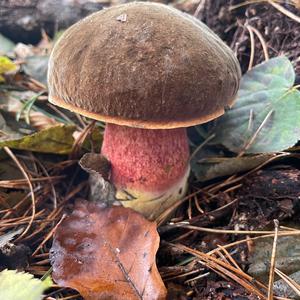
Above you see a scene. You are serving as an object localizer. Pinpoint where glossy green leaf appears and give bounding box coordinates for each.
[0,269,52,300]
[213,56,300,153]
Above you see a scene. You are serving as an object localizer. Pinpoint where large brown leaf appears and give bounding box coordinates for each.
[50,201,167,300]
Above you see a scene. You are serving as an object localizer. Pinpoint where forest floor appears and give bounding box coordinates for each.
[0,1,300,299]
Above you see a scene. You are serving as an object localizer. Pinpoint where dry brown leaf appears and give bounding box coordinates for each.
[50,201,167,300]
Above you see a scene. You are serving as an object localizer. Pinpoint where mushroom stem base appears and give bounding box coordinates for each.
[116,166,190,220]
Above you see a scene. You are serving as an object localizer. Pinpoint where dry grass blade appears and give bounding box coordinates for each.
[28,155,58,209]
[70,120,96,158]
[170,223,290,235]
[184,272,210,284]
[275,268,300,297]
[156,189,203,226]
[268,0,300,23]
[218,244,243,272]
[206,229,300,275]
[32,214,66,256]
[22,207,63,242]
[193,0,206,17]
[268,219,279,300]
[245,24,256,70]
[3,147,36,241]
[238,109,274,157]
[173,243,268,299]
[0,176,64,189]
[247,25,269,61]
[230,0,266,10]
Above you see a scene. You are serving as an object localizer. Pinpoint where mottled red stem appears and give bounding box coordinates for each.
[101,124,190,195]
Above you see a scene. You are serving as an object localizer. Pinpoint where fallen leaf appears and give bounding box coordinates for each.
[50,201,167,300]
[192,153,276,182]
[0,56,17,82]
[79,153,118,205]
[0,269,52,300]
[212,56,300,153]
[0,124,76,154]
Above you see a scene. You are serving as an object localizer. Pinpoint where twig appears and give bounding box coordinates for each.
[193,0,206,17]
[275,268,300,297]
[184,272,210,284]
[174,243,267,299]
[218,244,243,272]
[230,0,266,10]
[268,0,300,23]
[170,223,287,235]
[209,230,300,255]
[267,219,279,300]
[32,214,66,256]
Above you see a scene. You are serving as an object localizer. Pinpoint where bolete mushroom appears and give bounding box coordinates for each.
[47,2,241,219]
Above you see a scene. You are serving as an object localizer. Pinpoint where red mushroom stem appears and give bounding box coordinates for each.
[101,123,190,218]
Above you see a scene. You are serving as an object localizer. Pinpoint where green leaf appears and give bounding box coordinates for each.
[0,269,52,300]
[0,124,76,154]
[212,56,300,153]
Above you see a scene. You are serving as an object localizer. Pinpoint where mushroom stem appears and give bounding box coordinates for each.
[101,123,190,219]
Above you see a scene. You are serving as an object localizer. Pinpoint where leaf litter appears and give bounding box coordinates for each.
[50,201,167,300]
[0,1,300,300]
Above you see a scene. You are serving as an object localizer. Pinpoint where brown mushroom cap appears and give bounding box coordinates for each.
[48,2,241,129]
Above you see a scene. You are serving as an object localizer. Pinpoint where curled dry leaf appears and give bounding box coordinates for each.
[79,153,119,206]
[50,201,167,300]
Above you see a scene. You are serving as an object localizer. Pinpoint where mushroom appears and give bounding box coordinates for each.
[47,2,241,219]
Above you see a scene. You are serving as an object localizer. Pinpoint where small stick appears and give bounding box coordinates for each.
[275,268,300,297]
[267,219,279,300]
